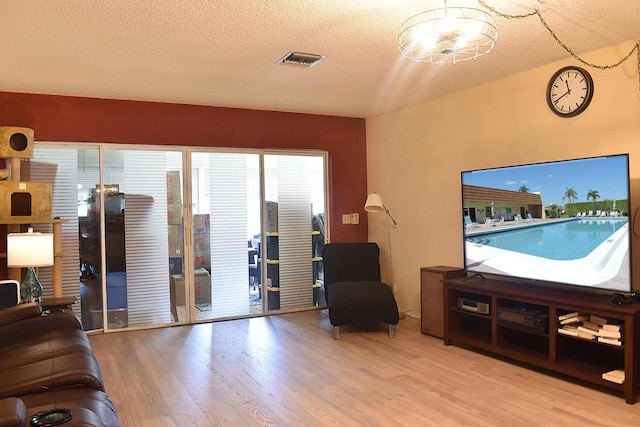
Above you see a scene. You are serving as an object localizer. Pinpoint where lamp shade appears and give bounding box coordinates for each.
[364,193,384,212]
[7,232,54,267]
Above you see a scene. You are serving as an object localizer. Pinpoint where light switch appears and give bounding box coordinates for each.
[350,213,360,224]
[342,214,351,224]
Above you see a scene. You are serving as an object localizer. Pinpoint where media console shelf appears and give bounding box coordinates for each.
[443,276,640,404]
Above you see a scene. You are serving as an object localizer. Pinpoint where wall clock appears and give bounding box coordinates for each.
[546,66,594,117]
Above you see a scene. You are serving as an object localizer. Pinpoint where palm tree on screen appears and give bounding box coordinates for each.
[562,187,578,204]
[587,190,600,203]
[587,189,600,212]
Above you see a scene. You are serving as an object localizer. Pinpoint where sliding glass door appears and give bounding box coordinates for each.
[263,154,326,311]
[187,151,326,320]
[79,148,184,329]
[187,152,262,321]
[32,144,327,330]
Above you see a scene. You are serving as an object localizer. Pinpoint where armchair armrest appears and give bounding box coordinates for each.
[0,303,41,327]
[0,397,26,427]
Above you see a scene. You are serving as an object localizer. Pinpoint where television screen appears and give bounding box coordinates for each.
[461,154,632,294]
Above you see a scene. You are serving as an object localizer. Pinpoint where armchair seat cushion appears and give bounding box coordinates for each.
[325,281,399,326]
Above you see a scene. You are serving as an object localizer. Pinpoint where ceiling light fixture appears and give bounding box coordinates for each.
[398,0,498,64]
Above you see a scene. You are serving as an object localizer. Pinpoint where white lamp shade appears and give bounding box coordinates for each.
[7,232,54,267]
[365,193,384,212]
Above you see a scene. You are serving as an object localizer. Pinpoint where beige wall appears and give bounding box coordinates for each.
[366,40,640,316]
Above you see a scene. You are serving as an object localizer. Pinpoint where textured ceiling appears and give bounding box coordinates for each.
[1,1,638,118]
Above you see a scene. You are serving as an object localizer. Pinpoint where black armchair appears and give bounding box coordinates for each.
[322,242,399,339]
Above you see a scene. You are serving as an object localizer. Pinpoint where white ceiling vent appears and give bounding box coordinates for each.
[277,51,326,68]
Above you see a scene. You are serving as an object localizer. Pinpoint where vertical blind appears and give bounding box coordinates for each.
[208,153,251,317]
[120,150,173,327]
[273,155,313,310]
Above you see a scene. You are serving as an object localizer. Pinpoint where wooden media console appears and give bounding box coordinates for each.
[443,275,640,404]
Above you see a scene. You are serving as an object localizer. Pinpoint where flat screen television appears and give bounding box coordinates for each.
[461,154,633,295]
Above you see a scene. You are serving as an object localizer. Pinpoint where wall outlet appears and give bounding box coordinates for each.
[350,213,360,224]
[342,214,351,224]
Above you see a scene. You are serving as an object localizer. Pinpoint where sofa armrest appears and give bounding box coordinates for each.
[0,303,41,327]
[0,397,26,427]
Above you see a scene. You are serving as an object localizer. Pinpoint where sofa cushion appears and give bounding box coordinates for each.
[0,351,105,399]
[0,328,93,362]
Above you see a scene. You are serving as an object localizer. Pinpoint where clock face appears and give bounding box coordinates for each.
[546,66,594,117]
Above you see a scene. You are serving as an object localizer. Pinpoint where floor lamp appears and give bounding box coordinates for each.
[7,228,54,302]
[364,193,397,290]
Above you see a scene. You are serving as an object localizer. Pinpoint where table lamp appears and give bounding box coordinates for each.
[7,228,54,302]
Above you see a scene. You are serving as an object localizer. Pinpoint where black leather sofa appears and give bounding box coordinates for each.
[0,303,121,427]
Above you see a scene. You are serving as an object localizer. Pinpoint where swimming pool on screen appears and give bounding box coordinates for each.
[465,218,630,291]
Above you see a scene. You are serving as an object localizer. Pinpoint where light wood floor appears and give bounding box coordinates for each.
[89,310,640,426]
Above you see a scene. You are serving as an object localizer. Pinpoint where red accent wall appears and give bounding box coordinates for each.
[0,92,368,275]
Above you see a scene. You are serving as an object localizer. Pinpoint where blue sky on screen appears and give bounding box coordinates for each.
[462,155,629,206]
